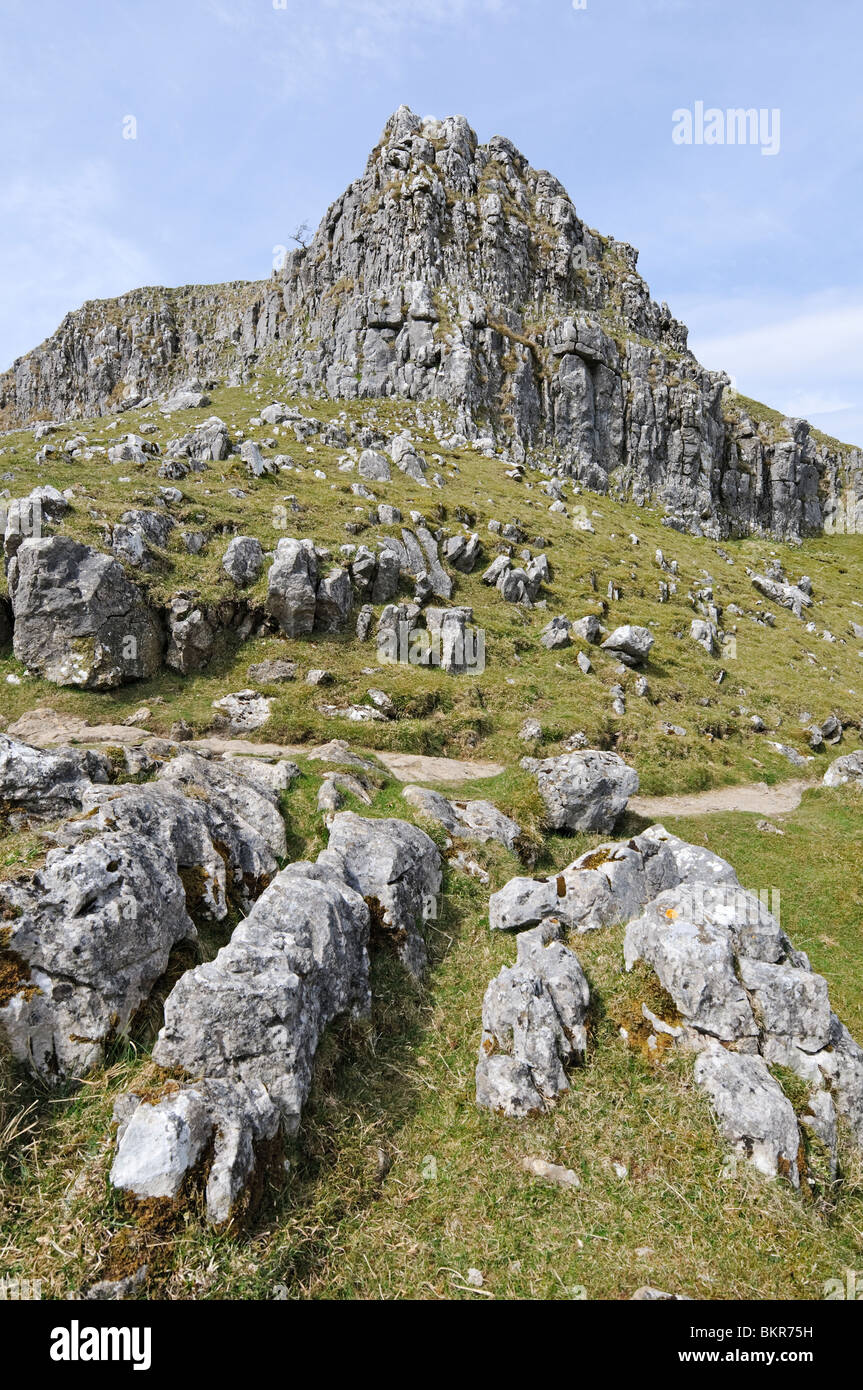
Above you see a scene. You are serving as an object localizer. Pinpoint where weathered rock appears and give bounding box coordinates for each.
[370,549,402,603]
[768,741,810,769]
[690,618,719,655]
[693,1048,802,1185]
[317,811,441,978]
[77,781,234,921]
[317,770,372,816]
[751,573,812,617]
[111,1077,280,1227]
[526,749,639,832]
[518,718,542,742]
[416,527,453,599]
[600,624,654,667]
[111,509,174,569]
[824,751,863,787]
[166,416,230,461]
[307,739,377,770]
[624,894,758,1044]
[152,862,372,1131]
[81,755,289,918]
[266,538,318,637]
[358,448,391,481]
[424,605,482,674]
[476,921,589,1115]
[739,957,832,1054]
[240,439,275,477]
[571,614,602,644]
[355,603,375,641]
[0,832,195,1081]
[442,532,481,573]
[539,615,572,650]
[402,785,522,850]
[247,659,297,684]
[314,566,353,631]
[212,689,272,734]
[488,829,680,933]
[165,596,215,675]
[156,752,285,894]
[0,734,109,818]
[222,536,264,587]
[10,537,162,688]
[161,385,209,412]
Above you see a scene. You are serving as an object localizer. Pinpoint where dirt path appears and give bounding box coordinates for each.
[373,751,505,784]
[8,710,505,786]
[629,779,815,819]
[191,741,505,783]
[6,708,813,805]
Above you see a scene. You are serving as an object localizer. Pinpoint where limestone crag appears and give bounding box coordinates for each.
[2,107,859,539]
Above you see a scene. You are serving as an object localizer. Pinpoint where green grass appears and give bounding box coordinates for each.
[3,381,863,1300]
[3,378,863,793]
[2,775,863,1301]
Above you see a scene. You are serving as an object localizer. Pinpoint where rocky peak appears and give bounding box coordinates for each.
[1,106,860,540]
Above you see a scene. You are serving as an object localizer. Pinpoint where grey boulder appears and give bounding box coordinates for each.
[693,1048,802,1185]
[266,538,318,637]
[317,811,441,978]
[152,862,372,1132]
[824,751,863,787]
[526,749,639,832]
[476,921,589,1116]
[0,831,195,1081]
[600,624,654,667]
[10,537,162,688]
[402,785,522,851]
[222,536,264,587]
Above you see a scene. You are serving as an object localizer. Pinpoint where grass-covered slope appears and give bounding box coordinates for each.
[3,379,863,1300]
[2,374,863,796]
[2,774,863,1300]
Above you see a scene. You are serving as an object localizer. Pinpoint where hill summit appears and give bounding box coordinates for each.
[2,105,860,539]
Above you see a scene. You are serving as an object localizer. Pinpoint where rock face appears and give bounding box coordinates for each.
[318,812,442,978]
[476,919,590,1116]
[2,107,859,540]
[151,862,372,1131]
[10,537,162,688]
[402,784,522,850]
[482,823,863,1184]
[524,749,639,832]
[0,832,195,1081]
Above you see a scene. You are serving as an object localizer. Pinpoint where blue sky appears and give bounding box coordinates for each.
[1,0,861,445]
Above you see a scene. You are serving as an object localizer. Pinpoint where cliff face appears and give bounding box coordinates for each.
[2,105,860,539]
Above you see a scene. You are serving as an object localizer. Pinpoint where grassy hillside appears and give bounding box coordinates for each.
[2,773,863,1301]
[2,375,863,796]
[2,380,863,1300]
